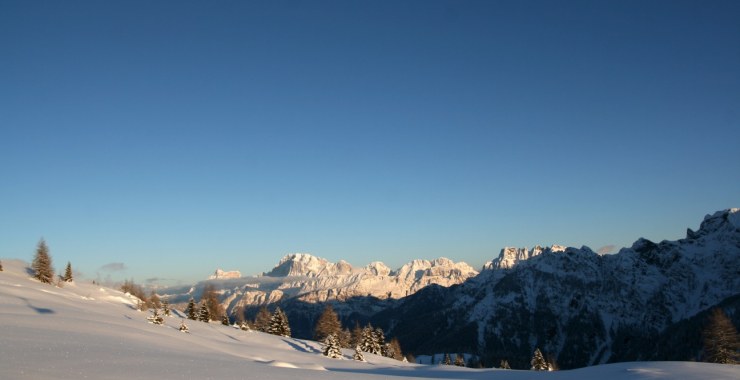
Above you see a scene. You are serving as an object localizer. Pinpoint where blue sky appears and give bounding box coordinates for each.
[1,1,738,285]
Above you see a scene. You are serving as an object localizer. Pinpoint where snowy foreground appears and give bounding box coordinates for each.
[1,260,737,380]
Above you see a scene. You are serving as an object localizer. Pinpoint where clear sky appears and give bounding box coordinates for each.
[1,0,738,285]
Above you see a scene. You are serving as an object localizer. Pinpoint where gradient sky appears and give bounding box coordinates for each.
[1,0,738,285]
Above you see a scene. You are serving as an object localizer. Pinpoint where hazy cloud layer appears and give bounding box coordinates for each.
[597,245,616,255]
[99,262,127,272]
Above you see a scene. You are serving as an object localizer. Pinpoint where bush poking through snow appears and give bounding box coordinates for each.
[179,320,189,333]
[147,309,164,325]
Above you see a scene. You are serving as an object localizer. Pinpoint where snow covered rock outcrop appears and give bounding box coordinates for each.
[372,208,740,370]
[209,269,242,280]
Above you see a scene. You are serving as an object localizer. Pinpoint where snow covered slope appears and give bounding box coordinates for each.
[1,259,737,379]
[374,209,740,369]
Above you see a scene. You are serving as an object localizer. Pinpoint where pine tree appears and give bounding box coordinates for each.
[314,304,342,342]
[704,308,740,364]
[322,333,343,359]
[147,309,164,325]
[454,353,466,367]
[442,353,451,365]
[372,327,385,355]
[32,238,54,284]
[267,307,291,337]
[499,359,511,369]
[254,306,272,332]
[62,261,73,282]
[531,348,548,371]
[179,320,189,333]
[353,345,365,362]
[359,325,382,355]
[222,314,230,326]
[338,328,352,348]
[161,299,171,316]
[198,301,211,322]
[185,298,197,320]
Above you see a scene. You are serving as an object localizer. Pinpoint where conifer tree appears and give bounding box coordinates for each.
[350,322,363,347]
[353,345,365,362]
[531,348,548,371]
[254,306,272,332]
[179,320,189,333]
[185,298,197,320]
[387,338,403,361]
[222,314,230,326]
[161,299,171,316]
[63,261,73,282]
[499,359,511,369]
[314,304,342,342]
[32,238,54,284]
[198,301,211,322]
[202,284,224,321]
[267,307,291,337]
[704,308,740,364]
[454,353,466,367]
[442,353,451,365]
[148,291,161,310]
[359,325,382,355]
[322,333,342,359]
[147,309,164,325]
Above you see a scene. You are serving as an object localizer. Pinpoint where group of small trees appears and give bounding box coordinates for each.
[31,239,74,285]
[704,308,739,364]
[314,305,404,361]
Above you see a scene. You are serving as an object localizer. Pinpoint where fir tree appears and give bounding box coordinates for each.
[179,320,189,333]
[185,298,197,320]
[202,284,224,321]
[314,304,342,342]
[499,359,511,369]
[254,306,272,332]
[62,261,73,282]
[198,301,211,322]
[454,353,466,367]
[359,325,381,355]
[161,299,171,316]
[147,309,164,325]
[442,353,451,365]
[353,345,365,362]
[704,308,740,364]
[531,348,548,371]
[32,238,54,284]
[267,307,291,337]
[322,333,343,359]
[222,314,230,326]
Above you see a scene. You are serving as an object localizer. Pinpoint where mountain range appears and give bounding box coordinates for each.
[161,208,740,369]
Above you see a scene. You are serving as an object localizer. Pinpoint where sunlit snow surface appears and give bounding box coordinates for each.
[1,259,737,380]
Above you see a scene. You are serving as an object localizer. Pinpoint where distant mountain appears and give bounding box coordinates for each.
[370,208,740,369]
[160,253,479,335]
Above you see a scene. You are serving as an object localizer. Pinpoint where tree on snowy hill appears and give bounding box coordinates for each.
[202,284,224,321]
[120,279,148,310]
[239,321,250,331]
[454,353,466,367]
[359,325,381,354]
[62,261,73,282]
[499,359,511,369]
[353,345,365,362]
[254,306,271,332]
[442,353,451,365]
[198,301,211,322]
[185,298,197,320]
[0,260,3,271]
[32,238,54,284]
[148,291,161,310]
[531,348,548,370]
[267,307,291,337]
[161,299,171,316]
[383,337,403,361]
[704,308,740,364]
[322,333,342,359]
[314,304,342,342]
[147,309,164,325]
[221,315,230,326]
[179,320,189,333]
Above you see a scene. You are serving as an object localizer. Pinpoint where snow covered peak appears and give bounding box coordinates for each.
[265,253,338,278]
[365,261,391,276]
[209,269,242,280]
[483,245,560,270]
[686,208,740,240]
